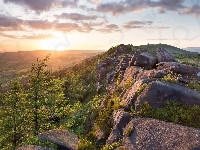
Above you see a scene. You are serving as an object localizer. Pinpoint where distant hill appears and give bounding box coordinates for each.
[0,50,105,61]
[184,47,200,53]
[0,50,105,84]
[139,44,196,54]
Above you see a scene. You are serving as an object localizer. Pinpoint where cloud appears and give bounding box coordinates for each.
[0,32,56,40]
[20,34,56,39]
[24,20,54,30]
[94,0,200,16]
[54,22,79,32]
[3,0,78,13]
[150,0,185,12]
[97,24,120,33]
[95,2,127,15]
[123,20,153,29]
[87,0,100,3]
[180,4,200,16]
[148,26,170,29]
[55,13,98,21]
[0,14,23,30]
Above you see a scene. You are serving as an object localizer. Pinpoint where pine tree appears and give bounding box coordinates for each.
[0,79,28,149]
[27,55,66,135]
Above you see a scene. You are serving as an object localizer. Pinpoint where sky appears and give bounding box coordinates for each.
[0,0,200,52]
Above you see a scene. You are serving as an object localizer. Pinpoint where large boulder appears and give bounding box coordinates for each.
[129,49,147,66]
[157,62,200,78]
[122,118,200,150]
[156,47,175,62]
[38,129,78,150]
[134,52,157,68]
[129,50,157,69]
[121,79,158,110]
[106,109,131,144]
[119,66,141,87]
[17,145,55,150]
[135,69,168,80]
[135,81,200,110]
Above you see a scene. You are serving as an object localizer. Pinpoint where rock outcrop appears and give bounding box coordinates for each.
[135,81,200,110]
[17,145,55,150]
[156,47,175,62]
[38,129,78,150]
[122,118,200,150]
[106,109,131,144]
[129,50,157,69]
[157,62,200,78]
[95,45,200,149]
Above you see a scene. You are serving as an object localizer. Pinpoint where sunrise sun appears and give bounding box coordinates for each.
[40,38,66,51]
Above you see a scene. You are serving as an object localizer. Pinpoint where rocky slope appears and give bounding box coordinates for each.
[17,44,200,150]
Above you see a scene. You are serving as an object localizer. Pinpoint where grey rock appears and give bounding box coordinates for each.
[157,62,200,78]
[121,79,158,110]
[122,118,200,150]
[129,49,147,66]
[156,47,175,62]
[106,71,116,84]
[129,50,158,69]
[135,81,200,111]
[119,66,141,87]
[136,69,168,80]
[38,129,78,150]
[106,109,131,144]
[134,52,158,69]
[17,145,55,150]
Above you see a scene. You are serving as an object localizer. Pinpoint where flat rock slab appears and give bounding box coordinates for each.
[123,118,200,150]
[38,129,78,150]
[157,62,200,78]
[17,145,55,150]
[135,81,200,110]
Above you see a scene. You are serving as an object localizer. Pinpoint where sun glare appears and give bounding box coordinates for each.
[40,38,66,51]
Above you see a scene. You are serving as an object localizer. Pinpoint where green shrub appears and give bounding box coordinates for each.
[161,74,178,83]
[136,83,148,96]
[78,138,96,150]
[22,136,58,149]
[124,79,135,89]
[126,127,135,137]
[187,81,200,91]
[101,141,122,150]
[137,101,200,128]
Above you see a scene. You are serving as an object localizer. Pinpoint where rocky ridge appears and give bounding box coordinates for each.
[95,45,200,149]
[18,44,200,150]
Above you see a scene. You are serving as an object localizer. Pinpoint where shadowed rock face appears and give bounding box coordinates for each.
[156,47,175,62]
[106,109,131,144]
[129,50,157,69]
[135,81,200,111]
[123,118,200,150]
[121,79,159,110]
[38,129,78,150]
[17,145,55,150]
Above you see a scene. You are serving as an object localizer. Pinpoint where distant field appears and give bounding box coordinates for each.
[0,50,105,84]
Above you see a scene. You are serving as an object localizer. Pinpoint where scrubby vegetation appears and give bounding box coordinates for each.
[0,44,200,149]
[137,101,200,128]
